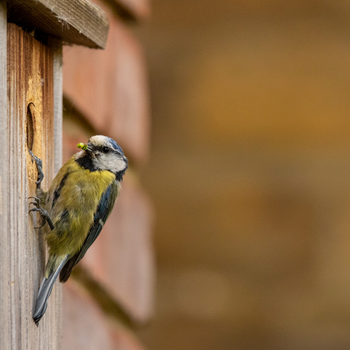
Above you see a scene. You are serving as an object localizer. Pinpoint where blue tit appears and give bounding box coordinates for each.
[29,135,128,325]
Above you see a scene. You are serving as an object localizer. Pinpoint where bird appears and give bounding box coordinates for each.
[28,135,128,325]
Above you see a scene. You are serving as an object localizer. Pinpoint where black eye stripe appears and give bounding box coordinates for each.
[92,144,122,155]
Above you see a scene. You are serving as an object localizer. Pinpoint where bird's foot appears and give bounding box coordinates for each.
[29,150,44,189]
[29,197,54,230]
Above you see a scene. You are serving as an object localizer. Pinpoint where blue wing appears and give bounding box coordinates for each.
[59,183,118,282]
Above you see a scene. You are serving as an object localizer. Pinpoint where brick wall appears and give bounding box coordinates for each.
[60,1,154,348]
[135,1,350,349]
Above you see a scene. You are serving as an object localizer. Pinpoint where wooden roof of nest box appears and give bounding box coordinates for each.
[7,0,109,49]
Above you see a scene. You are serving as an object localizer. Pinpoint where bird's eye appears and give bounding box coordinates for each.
[102,147,110,154]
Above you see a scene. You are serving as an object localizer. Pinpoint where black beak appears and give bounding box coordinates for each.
[85,143,94,155]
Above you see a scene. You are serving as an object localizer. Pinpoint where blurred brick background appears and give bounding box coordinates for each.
[61,0,154,348]
[59,0,350,349]
[133,1,350,350]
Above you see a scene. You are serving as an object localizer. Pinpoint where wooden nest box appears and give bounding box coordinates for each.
[0,0,109,348]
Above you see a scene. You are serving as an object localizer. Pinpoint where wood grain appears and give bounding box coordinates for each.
[7,0,109,49]
[49,37,63,175]
[0,2,8,350]
[6,23,61,349]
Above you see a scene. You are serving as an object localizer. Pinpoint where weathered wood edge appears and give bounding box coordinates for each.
[7,0,109,49]
[49,37,63,349]
[0,2,8,350]
[49,38,63,174]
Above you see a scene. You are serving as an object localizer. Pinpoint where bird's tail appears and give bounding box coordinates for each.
[33,255,68,325]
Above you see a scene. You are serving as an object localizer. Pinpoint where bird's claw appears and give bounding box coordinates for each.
[28,150,44,188]
[29,196,40,205]
[28,198,54,230]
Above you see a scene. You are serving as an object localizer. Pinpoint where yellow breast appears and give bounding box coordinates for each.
[45,157,115,256]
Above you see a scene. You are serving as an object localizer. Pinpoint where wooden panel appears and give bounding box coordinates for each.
[6,23,60,349]
[0,2,8,350]
[49,38,63,174]
[7,0,109,49]
[50,37,64,349]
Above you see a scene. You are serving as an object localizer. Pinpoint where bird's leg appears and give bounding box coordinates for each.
[29,197,55,231]
[28,150,44,189]
[28,151,53,230]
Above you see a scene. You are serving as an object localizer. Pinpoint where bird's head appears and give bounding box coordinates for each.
[77,135,128,178]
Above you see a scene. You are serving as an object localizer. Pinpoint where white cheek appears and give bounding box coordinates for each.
[95,155,126,173]
[114,158,126,173]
